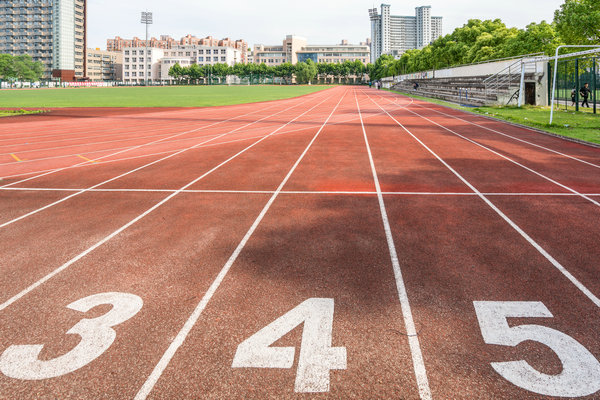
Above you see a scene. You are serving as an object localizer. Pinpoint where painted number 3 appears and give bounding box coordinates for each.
[0,292,143,380]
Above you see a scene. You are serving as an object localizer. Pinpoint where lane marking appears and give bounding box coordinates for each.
[3,186,599,196]
[365,91,600,308]
[0,89,337,312]
[0,102,385,175]
[0,92,332,229]
[410,100,600,170]
[76,155,97,164]
[0,89,317,188]
[134,89,347,400]
[355,90,432,400]
[10,153,22,162]
[381,96,600,209]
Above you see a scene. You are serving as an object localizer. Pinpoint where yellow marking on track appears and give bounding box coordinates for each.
[10,153,23,162]
[77,155,97,163]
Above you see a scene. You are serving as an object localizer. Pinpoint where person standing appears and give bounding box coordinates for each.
[580,83,591,108]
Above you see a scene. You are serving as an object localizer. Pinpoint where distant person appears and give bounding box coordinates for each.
[369,81,372,88]
[413,82,419,91]
[580,83,591,108]
[571,88,577,106]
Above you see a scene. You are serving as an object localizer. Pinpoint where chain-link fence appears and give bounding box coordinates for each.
[549,56,598,114]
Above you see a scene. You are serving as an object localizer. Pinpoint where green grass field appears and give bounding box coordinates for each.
[387,89,600,145]
[0,85,333,108]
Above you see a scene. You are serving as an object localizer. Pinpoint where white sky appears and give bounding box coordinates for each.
[88,0,565,50]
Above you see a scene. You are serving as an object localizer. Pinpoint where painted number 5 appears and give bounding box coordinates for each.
[232,298,346,393]
[0,292,143,380]
[474,301,600,397]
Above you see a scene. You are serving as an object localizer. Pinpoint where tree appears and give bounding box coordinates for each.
[295,60,317,84]
[168,63,184,82]
[0,54,16,79]
[187,63,203,83]
[554,0,600,45]
[0,54,42,81]
[503,21,563,56]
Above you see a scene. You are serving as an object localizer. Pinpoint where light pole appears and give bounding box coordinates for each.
[141,11,153,86]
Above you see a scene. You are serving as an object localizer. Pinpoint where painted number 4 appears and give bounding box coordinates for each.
[232,298,346,393]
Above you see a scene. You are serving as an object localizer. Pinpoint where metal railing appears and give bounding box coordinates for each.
[483,57,543,100]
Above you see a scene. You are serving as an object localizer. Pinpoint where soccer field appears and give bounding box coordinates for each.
[0,85,332,108]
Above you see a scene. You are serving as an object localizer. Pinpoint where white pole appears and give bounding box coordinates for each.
[518,60,526,107]
[549,46,561,125]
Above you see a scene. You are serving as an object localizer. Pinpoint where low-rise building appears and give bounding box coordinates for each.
[122,47,164,84]
[109,35,248,64]
[254,35,307,65]
[86,48,122,81]
[122,44,242,84]
[254,36,370,66]
[160,45,241,83]
[297,40,370,64]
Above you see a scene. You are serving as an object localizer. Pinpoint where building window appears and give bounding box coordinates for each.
[125,50,130,55]
[198,57,204,62]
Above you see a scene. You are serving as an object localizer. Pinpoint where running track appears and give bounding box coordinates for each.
[1,86,600,399]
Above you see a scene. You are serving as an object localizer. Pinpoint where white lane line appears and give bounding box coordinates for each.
[0,100,282,141]
[366,92,600,308]
[385,99,600,208]
[0,91,308,187]
[0,93,328,229]
[0,103,384,180]
[0,90,335,312]
[133,89,347,400]
[409,100,600,169]
[0,114,227,147]
[3,186,600,196]
[354,90,432,400]
[0,125,215,155]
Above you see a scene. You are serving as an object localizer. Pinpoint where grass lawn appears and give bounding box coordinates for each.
[387,89,600,145]
[0,109,45,118]
[0,85,333,108]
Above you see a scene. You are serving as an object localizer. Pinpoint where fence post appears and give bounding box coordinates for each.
[594,57,597,114]
[575,58,580,112]
[547,62,552,106]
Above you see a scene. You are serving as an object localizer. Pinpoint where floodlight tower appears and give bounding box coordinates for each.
[141,11,153,86]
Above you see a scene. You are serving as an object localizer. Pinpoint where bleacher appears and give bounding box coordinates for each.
[391,73,538,107]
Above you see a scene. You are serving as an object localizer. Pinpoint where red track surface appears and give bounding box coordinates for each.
[1,86,600,399]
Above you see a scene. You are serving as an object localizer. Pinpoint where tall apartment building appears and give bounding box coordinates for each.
[0,0,86,81]
[369,4,442,62]
[86,48,122,81]
[108,35,249,64]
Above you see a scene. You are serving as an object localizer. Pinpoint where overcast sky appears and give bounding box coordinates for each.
[88,0,565,50]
